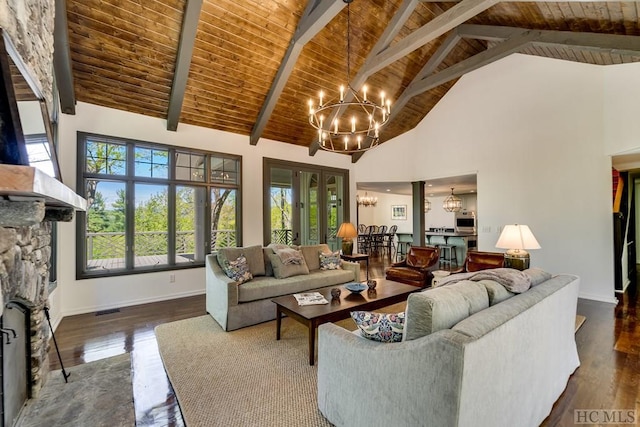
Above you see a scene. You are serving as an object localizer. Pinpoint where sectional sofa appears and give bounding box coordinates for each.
[206,244,360,331]
[318,270,580,426]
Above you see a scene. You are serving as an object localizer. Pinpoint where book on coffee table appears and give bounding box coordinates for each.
[293,292,328,306]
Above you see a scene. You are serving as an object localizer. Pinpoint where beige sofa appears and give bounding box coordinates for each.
[206,244,359,331]
[318,271,580,427]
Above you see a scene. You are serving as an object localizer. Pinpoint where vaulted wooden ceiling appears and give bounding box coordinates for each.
[56,0,640,161]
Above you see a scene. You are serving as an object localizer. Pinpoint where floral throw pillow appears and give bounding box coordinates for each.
[319,251,342,270]
[222,254,253,285]
[350,311,405,343]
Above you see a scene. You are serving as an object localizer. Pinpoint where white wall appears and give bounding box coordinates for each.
[56,102,354,316]
[356,54,616,303]
[603,62,640,156]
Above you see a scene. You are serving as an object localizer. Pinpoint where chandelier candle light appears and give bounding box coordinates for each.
[308,0,390,153]
[357,192,377,207]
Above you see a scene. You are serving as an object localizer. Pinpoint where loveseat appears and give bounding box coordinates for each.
[206,244,359,331]
[317,269,580,427]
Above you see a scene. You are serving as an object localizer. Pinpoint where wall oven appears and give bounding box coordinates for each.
[455,211,476,233]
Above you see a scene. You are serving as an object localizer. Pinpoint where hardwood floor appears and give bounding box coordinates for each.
[48,251,639,426]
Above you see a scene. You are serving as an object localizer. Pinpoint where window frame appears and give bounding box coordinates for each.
[76,132,242,279]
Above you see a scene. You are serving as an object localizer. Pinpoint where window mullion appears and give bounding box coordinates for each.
[168,184,176,266]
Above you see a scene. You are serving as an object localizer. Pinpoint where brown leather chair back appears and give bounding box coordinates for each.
[406,246,439,269]
[465,251,505,272]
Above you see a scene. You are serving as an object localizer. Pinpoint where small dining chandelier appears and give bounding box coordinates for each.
[443,188,462,212]
[357,192,377,207]
[424,198,431,212]
[308,0,390,153]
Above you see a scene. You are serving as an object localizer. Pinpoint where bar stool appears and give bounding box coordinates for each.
[439,244,458,268]
[395,233,413,261]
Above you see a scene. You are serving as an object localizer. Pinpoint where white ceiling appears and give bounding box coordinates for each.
[357,174,477,197]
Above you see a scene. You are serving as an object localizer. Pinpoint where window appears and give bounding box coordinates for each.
[77,133,242,278]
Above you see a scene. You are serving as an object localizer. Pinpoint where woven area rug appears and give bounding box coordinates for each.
[155,315,335,427]
[155,302,405,427]
[18,353,135,427]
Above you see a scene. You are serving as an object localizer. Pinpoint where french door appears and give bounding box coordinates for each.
[264,159,349,251]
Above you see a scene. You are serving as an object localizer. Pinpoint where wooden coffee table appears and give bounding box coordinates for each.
[272,279,418,365]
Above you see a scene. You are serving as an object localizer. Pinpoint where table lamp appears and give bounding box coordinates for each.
[495,224,541,270]
[336,222,358,255]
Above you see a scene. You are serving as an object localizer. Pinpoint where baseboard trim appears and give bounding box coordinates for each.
[578,292,618,304]
[61,289,205,317]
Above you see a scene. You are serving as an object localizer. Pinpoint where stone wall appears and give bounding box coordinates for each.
[1,0,56,397]
[0,0,55,106]
[0,222,52,395]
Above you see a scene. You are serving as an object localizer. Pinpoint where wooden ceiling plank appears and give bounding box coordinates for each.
[167,0,204,132]
[367,0,499,76]
[250,0,345,146]
[309,0,420,156]
[54,0,76,115]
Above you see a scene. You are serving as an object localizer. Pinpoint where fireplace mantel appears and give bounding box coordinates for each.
[0,164,86,213]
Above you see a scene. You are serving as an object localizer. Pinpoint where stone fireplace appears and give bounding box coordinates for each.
[0,196,82,427]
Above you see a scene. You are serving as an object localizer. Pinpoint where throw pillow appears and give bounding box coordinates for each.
[319,251,342,270]
[217,245,265,276]
[351,311,404,343]
[351,311,405,343]
[268,253,310,279]
[221,254,253,285]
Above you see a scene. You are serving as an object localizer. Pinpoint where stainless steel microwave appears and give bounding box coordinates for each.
[455,211,476,233]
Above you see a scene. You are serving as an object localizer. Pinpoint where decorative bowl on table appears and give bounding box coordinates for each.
[345,283,367,294]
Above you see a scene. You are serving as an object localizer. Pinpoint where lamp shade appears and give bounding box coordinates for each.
[336,222,358,239]
[496,224,540,270]
[336,222,357,255]
[496,224,541,250]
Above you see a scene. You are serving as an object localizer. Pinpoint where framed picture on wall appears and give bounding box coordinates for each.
[391,205,407,220]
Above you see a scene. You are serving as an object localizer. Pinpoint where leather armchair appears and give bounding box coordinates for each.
[385,246,439,288]
[452,251,505,273]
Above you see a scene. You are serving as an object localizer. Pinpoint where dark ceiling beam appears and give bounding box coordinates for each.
[366,0,498,76]
[387,25,640,129]
[53,0,76,115]
[250,0,345,146]
[405,30,538,102]
[166,0,203,132]
[389,30,461,123]
[533,30,640,57]
[456,24,526,41]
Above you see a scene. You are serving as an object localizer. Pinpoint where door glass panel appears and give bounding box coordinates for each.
[211,188,237,249]
[326,174,344,251]
[85,180,126,271]
[176,186,206,263]
[134,183,168,267]
[300,171,319,245]
[269,168,293,245]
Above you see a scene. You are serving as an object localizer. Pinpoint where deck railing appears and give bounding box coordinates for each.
[86,227,329,261]
[87,229,237,260]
